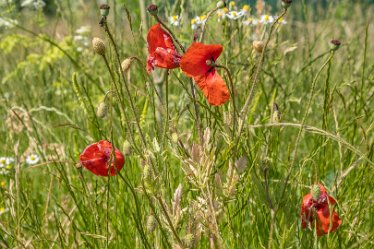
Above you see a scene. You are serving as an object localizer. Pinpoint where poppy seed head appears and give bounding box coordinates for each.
[96,102,108,118]
[330,39,341,51]
[147,4,158,15]
[281,0,292,9]
[253,41,264,53]
[311,184,321,201]
[331,39,341,46]
[99,4,110,17]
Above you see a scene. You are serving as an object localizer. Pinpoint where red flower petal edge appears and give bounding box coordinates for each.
[300,184,342,236]
[79,140,125,176]
[146,23,181,72]
[180,42,230,106]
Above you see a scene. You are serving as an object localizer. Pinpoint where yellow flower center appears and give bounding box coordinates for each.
[200,15,207,21]
[229,1,235,7]
[232,11,237,17]
[264,15,269,21]
[172,16,178,21]
[191,19,196,25]
[0,207,4,213]
[0,181,5,188]
[223,7,229,13]
[0,159,5,164]
[242,5,250,12]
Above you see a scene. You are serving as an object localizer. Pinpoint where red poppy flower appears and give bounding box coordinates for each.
[300,184,342,236]
[180,42,230,106]
[79,140,125,176]
[147,23,181,72]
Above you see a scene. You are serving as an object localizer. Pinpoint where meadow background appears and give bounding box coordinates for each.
[0,0,373,248]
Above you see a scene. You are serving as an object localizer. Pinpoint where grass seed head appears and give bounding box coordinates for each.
[121,57,134,73]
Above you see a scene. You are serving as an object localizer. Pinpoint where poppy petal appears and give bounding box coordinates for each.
[153,47,181,69]
[146,23,181,72]
[80,140,125,176]
[180,42,223,77]
[147,23,176,54]
[316,205,342,235]
[194,70,230,106]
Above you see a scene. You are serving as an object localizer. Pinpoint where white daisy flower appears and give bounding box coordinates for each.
[6,157,14,165]
[228,1,236,10]
[168,15,181,26]
[26,154,40,165]
[0,168,8,175]
[217,7,229,21]
[240,5,251,15]
[260,15,274,25]
[191,15,207,30]
[226,11,245,20]
[243,17,258,26]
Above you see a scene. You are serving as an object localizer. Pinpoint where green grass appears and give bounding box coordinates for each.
[0,0,373,248]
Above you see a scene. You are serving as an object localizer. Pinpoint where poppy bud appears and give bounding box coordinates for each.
[96,102,108,118]
[147,4,158,16]
[253,41,264,53]
[330,39,341,51]
[121,57,134,73]
[311,184,321,201]
[100,4,110,17]
[216,1,226,8]
[281,0,292,9]
[92,37,106,56]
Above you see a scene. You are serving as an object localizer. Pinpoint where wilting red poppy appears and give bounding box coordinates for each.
[147,23,181,72]
[180,42,230,106]
[79,140,125,176]
[301,184,342,236]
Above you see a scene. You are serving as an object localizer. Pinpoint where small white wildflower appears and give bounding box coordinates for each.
[0,17,18,29]
[243,17,258,26]
[6,157,14,165]
[168,15,181,26]
[0,169,8,175]
[33,0,45,10]
[228,1,236,10]
[226,11,245,20]
[260,14,274,24]
[75,26,91,35]
[191,15,206,30]
[26,154,40,165]
[217,7,229,21]
[241,5,251,14]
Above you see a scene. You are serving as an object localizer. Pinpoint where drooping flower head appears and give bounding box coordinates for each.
[146,23,181,73]
[79,140,125,176]
[180,42,230,106]
[300,184,342,236]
